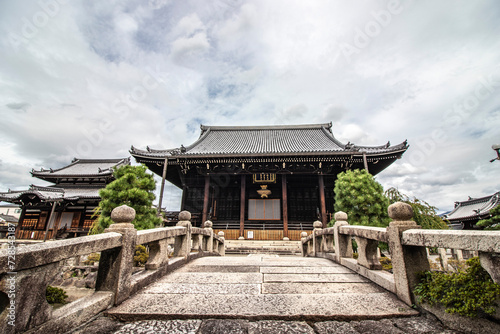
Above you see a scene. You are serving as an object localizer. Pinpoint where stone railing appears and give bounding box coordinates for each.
[0,206,224,334]
[302,202,500,306]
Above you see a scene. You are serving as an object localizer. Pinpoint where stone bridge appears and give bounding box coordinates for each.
[0,203,499,333]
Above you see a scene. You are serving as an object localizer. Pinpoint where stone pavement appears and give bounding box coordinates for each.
[106,255,417,321]
[73,314,458,333]
[75,255,459,333]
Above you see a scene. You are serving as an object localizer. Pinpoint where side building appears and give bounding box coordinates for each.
[131,123,408,240]
[0,158,130,240]
[444,192,500,229]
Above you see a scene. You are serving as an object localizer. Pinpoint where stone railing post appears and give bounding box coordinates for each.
[301,232,308,256]
[217,231,225,255]
[387,202,429,305]
[312,220,322,256]
[333,211,352,263]
[204,220,214,252]
[95,205,137,305]
[173,211,192,257]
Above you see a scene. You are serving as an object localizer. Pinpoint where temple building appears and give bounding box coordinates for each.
[0,158,130,240]
[131,123,408,240]
[444,192,500,229]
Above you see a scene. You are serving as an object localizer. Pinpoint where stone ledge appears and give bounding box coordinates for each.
[341,258,396,294]
[27,291,114,334]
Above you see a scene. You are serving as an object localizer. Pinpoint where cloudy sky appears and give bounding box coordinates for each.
[1,0,499,213]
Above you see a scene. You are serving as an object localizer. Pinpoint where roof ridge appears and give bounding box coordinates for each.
[200,123,332,131]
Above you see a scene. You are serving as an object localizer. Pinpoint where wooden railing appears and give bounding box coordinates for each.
[301,202,500,306]
[213,229,312,241]
[0,206,224,334]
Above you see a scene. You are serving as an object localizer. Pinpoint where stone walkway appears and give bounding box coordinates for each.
[73,255,458,333]
[107,255,417,321]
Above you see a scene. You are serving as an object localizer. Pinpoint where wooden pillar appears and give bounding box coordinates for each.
[202,175,210,223]
[362,152,369,172]
[51,211,62,240]
[15,208,26,238]
[282,174,289,239]
[239,175,246,238]
[43,201,57,242]
[157,159,168,216]
[319,174,327,228]
[180,186,187,211]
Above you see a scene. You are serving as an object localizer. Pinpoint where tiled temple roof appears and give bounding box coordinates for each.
[31,158,130,182]
[445,192,500,222]
[131,123,408,158]
[0,185,102,204]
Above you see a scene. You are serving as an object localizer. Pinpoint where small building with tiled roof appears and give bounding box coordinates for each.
[444,192,500,229]
[0,158,130,240]
[131,123,408,240]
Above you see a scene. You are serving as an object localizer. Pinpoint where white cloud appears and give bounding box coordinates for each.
[1,0,499,212]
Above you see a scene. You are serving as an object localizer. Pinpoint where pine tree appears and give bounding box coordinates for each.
[476,205,500,230]
[91,165,162,233]
[385,187,448,229]
[333,169,390,227]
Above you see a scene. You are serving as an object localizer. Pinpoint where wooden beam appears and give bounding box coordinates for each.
[240,175,246,238]
[319,174,327,228]
[202,175,210,223]
[282,174,288,239]
[157,159,168,216]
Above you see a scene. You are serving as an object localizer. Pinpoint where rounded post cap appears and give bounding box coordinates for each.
[388,202,413,221]
[204,220,213,228]
[111,205,136,223]
[334,211,347,221]
[218,231,224,237]
[178,210,191,221]
[313,220,323,229]
[301,232,308,238]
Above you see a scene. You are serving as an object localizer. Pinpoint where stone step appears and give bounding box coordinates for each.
[224,240,302,255]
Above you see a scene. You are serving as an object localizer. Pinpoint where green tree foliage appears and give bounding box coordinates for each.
[333,169,390,227]
[385,187,448,229]
[414,257,500,317]
[91,165,162,233]
[476,205,500,230]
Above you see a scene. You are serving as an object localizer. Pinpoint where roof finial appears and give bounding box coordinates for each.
[180,145,186,153]
[147,146,151,152]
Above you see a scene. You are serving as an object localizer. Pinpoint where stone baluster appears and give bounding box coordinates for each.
[145,237,169,271]
[217,231,225,255]
[173,211,192,257]
[333,211,352,263]
[387,202,429,306]
[312,220,322,256]
[438,247,449,271]
[355,236,382,270]
[323,232,335,253]
[301,232,308,256]
[192,229,202,253]
[204,220,213,252]
[95,205,137,305]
